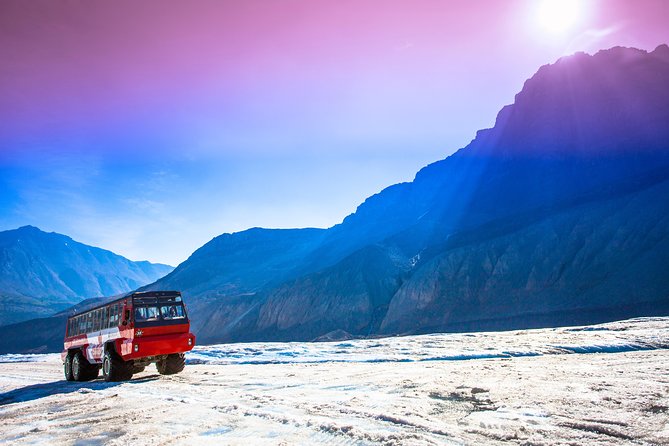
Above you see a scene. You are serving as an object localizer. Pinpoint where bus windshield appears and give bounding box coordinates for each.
[134,304,186,323]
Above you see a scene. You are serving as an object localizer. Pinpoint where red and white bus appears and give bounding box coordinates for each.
[62,291,196,382]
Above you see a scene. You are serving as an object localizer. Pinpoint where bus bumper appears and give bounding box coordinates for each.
[120,332,196,360]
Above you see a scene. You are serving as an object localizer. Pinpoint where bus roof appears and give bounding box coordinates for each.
[67,291,182,320]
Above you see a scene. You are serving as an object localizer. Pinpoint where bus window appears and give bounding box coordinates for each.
[102,307,108,330]
[135,307,147,322]
[161,305,185,320]
[134,306,160,322]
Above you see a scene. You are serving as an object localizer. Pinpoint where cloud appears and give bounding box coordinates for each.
[394,41,414,51]
[565,25,623,54]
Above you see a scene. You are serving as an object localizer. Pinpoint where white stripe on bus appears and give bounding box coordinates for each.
[83,327,122,362]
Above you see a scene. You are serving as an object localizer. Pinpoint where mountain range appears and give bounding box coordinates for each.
[1,44,668,353]
[0,226,173,326]
[144,44,669,343]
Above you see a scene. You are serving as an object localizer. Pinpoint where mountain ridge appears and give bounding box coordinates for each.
[0,225,173,325]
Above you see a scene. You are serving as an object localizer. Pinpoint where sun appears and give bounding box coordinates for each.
[535,0,584,35]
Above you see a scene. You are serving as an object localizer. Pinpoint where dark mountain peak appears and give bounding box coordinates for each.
[653,43,669,58]
[8,225,70,241]
[466,44,669,158]
[414,45,669,183]
[1,225,62,248]
[16,225,40,232]
[11,225,58,239]
[201,226,325,252]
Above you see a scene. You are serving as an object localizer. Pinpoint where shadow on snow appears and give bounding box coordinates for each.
[0,374,160,406]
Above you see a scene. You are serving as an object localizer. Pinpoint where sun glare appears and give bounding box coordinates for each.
[535,0,584,35]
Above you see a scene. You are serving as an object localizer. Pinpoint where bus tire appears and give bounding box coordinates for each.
[64,353,74,381]
[102,349,133,382]
[72,351,97,381]
[87,364,100,381]
[157,353,185,375]
[132,365,146,374]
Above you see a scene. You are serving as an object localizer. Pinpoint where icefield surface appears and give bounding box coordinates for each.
[187,317,669,365]
[2,317,667,366]
[0,317,668,445]
[0,354,60,364]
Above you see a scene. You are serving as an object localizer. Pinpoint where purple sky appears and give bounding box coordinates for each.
[1,0,668,265]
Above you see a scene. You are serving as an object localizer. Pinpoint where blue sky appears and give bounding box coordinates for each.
[1,0,668,265]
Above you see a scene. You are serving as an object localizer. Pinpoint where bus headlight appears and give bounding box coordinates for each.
[134,344,139,352]
[188,338,192,346]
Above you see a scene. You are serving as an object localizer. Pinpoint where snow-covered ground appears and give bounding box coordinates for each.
[1,317,668,445]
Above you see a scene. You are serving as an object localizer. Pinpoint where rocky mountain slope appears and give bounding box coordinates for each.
[174,45,669,343]
[0,226,173,325]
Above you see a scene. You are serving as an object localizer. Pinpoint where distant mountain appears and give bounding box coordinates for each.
[0,226,173,325]
[145,227,325,298]
[140,227,326,333]
[5,45,669,353]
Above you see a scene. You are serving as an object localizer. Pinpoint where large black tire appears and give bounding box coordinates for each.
[131,365,146,374]
[64,353,74,381]
[156,353,185,375]
[88,365,100,380]
[102,349,133,382]
[72,351,98,381]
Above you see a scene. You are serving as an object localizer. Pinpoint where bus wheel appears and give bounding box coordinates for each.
[72,351,97,381]
[88,364,100,380]
[102,349,133,382]
[64,353,74,381]
[157,353,185,375]
[72,352,87,381]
